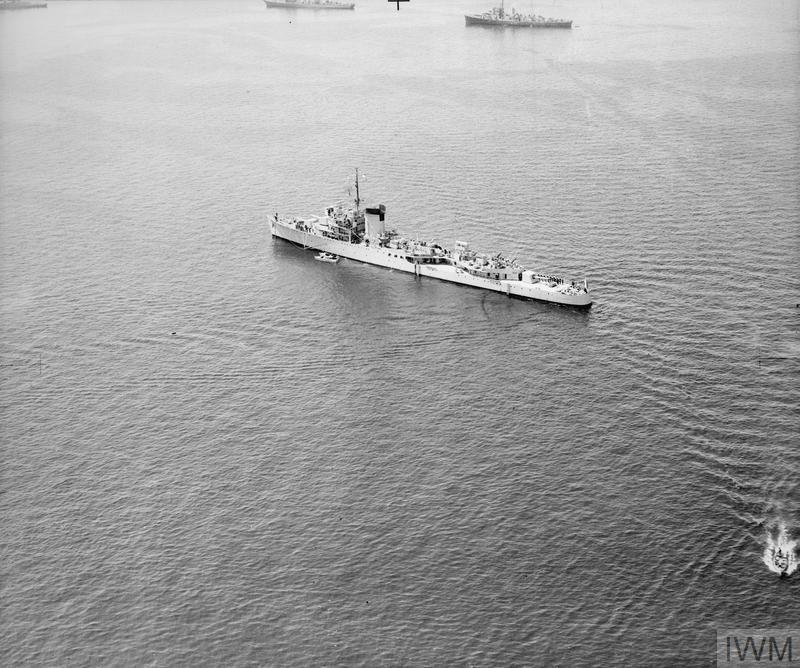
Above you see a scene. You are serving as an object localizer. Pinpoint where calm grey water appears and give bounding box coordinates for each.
[1,1,798,665]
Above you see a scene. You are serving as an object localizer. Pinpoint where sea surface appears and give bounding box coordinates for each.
[1,1,798,666]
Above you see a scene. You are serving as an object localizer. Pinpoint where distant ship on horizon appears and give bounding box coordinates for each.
[0,0,47,9]
[263,0,355,10]
[465,2,572,28]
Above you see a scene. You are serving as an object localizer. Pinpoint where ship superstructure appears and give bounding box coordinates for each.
[270,172,592,308]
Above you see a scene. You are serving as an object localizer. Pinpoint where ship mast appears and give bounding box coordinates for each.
[354,168,361,214]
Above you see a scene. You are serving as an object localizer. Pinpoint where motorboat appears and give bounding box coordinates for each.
[773,548,790,576]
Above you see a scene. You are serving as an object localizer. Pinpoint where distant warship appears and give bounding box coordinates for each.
[465,2,571,28]
[263,0,355,10]
[0,0,48,9]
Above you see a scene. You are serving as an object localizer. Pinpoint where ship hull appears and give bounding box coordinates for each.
[270,220,592,308]
[464,15,571,28]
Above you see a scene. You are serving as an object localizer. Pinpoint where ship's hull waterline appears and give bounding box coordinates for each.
[270,220,592,308]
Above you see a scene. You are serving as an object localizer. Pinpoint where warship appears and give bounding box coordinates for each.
[0,0,47,9]
[270,172,591,308]
[263,0,355,10]
[465,2,571,28]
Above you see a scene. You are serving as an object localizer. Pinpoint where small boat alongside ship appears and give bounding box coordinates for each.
[263,0,355,10]
[270,171,592,308]
[314,252,340,263]
[465,2,571,28]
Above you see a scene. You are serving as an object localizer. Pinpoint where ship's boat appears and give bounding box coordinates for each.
[762,524,797,578]
[270,170,592,308]
[465,2,571,28]
[314,252,340,263]
[773,548,790,575]
[263,0,355,10]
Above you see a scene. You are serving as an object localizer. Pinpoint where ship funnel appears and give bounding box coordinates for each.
[365,204,386,242]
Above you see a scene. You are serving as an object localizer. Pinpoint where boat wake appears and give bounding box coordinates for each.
[762,522,797,577]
